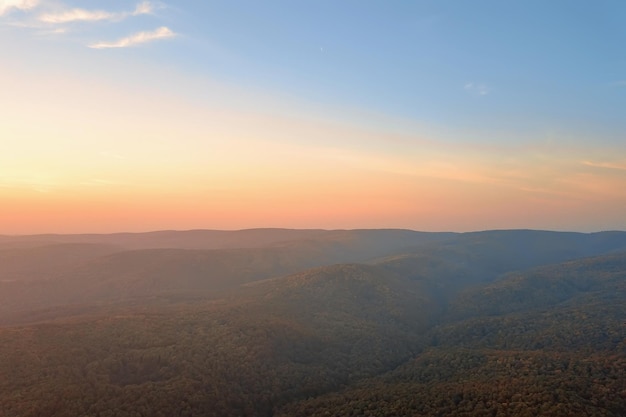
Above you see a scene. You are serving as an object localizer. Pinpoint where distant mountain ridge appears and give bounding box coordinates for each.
[2,229,626,325]
[0,229,452,323]
[0,228,453,250]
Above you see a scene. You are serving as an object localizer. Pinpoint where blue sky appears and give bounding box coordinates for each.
[1,1,626,233]
[4,0,624,139]
[177,1,626,139]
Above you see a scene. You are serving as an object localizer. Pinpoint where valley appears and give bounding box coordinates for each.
[1,229,625,416]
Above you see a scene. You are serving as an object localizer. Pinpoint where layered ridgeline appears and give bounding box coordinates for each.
[0,229,625,416]
[0,229,451,324]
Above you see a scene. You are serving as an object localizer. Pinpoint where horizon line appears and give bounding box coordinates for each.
[2,227,625,238]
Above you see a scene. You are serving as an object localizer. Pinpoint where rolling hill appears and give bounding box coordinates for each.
[0,229,452,324]
[0,229,625,416]
[279,252,626,416]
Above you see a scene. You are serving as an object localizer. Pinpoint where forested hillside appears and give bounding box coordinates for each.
[0,229,625,416]
[280,253,626,416]
[0,229,450,324]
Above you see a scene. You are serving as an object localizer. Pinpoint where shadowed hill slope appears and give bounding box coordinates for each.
[0,229,452,324]
[372,230,626,301]
[1,239,626,416]
[2,250,625,416]
[0,263,434,417]
[278,252,626,417]
[445,251,626,320]
[0,243,123,283]
[3,229,626,325]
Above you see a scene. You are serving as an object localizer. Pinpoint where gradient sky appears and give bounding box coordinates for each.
[1,0,626,234]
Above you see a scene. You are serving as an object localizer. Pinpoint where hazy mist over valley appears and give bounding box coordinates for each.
[1,228,626,416]
[3,0,626,416]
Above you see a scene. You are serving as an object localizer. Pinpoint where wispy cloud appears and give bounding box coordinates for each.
[464,82,489,96]
[614,81,626,87]
[39,9,119,23]
[2,1,176,49]
[0,0,38,16]
[39,1,153,24]
[89,26,174,49]
[39,26,68,34]
[133,1,153,15]
[582,160,626,171]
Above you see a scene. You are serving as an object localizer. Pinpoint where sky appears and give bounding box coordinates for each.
[1,0,626,234]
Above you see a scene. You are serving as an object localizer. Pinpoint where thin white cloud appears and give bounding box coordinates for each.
[34,25,69,35]
[614,81,626,87]
[133,1,153,15]
[582,160,626,171]
[464,82,489,96]
[88,26,174,49]
[48,26,67,33]
[39,1,153,24]
[40,9,115,23]
[0,0,38,16]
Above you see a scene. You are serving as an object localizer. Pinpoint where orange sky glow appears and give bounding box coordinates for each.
[2,3,625,235]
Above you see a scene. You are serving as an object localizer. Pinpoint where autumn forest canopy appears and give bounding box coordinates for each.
[1,228,625,416]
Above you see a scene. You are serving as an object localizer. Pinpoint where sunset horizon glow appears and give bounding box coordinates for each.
[2,1,625,235]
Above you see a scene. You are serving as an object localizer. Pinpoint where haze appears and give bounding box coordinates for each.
[2,1,626,234]
[2,228,626,415]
